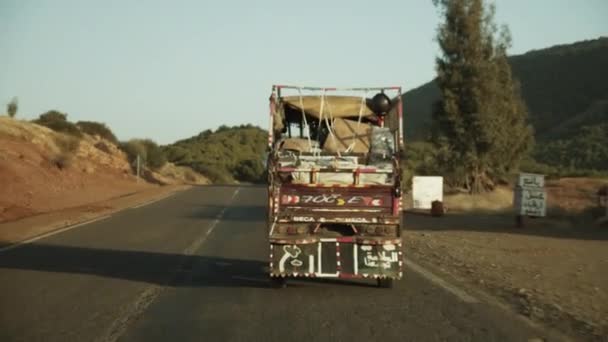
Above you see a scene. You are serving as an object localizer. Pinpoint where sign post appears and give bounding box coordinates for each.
[514,173,546,227]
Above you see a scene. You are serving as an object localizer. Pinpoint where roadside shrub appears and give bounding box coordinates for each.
[163,145,193,164]
[140,139,167,170]
[33,110,82,138]
[234,158,265,183]
[76,121,118,144]
[119,138,167,171]
[119,139,147,165]
[180,167,200,183]
[192,163,234,184]
[53,135,80,170]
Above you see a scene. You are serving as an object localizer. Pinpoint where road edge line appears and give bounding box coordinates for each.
[0,188,185,254]
[404,256,573,342]
[404,258,479,304]
[130,192,177,209]
[0,214,111,253]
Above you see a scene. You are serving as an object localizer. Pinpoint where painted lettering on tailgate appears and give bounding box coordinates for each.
[282,194,385,206]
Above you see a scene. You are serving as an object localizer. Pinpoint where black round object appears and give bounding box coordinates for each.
[371,92,391,116]
[377,278,393,288]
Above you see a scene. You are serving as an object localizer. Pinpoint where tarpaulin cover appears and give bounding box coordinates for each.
[322,118,373,154]
[281,96,374,119]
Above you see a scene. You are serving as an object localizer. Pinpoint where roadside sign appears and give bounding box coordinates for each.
[517,173,545,188]
[514,173,546,217]
[412,176,443,210]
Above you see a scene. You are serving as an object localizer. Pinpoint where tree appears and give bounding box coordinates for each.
[431,0,533,193]
[7,97,18,118]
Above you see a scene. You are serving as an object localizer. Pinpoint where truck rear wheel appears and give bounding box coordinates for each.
[377,278,393,289]
[271,276,287,289]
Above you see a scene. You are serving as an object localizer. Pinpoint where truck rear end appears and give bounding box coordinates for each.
[267,85,404,288]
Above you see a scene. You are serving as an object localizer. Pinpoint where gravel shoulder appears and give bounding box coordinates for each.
[404,211,608,341]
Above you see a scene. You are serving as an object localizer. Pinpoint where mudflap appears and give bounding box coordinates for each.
[269,238,403,282]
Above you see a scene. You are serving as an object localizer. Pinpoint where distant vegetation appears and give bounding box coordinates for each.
[401,36,608,178]
[532,124,608,174]
[163,124,267,184]
[402,37,608,142]
[33,111,83,138]
[76,121,118,144]
[6,97,18,118]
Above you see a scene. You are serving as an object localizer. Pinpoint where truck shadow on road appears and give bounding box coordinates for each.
[0,243,375,288]
[0,243,275,288]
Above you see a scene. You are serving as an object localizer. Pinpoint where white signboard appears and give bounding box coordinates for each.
[412,176,443,210]
[514,187,547,217]
[514,173,546,217]
[517,173,545,188]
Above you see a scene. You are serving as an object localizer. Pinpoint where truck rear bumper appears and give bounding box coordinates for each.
[269,237,403,280]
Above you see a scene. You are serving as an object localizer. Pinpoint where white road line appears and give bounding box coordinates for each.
[97,187,241,342]
[404,258,479,304]
[0,215,111,253]
[130,192,178,209]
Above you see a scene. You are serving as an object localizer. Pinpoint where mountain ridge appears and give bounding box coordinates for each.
[402,36,608,142]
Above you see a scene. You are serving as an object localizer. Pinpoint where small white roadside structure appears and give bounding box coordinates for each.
[514,173,547,217]
[412,176,444,210]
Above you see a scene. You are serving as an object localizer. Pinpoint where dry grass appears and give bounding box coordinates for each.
[157,163,210,185]
[444,186,514,212]
[404,177,608,226]
[52,135,81,170]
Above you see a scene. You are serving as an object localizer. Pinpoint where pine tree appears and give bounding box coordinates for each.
[432,0,533,193]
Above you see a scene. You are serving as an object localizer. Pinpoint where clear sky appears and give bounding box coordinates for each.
[1,0,606,144]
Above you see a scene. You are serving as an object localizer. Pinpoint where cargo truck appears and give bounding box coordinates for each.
[266,85,404,288]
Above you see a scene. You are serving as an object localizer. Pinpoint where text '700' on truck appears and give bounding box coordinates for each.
[266,85,405,288]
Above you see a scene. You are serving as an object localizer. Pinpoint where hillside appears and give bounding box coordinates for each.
[0,116,207,223]
[402,37,608,142]
[0,116,150,222]
[163,125,268,184]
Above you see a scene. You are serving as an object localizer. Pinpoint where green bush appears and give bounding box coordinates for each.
[235,159,265,183]
[33,110,82,138]
[120,140,146,164]
[192,163,234,184]
[119,138,167,171]
[76,121,118,144]
[141,139,167,170]
[519,158,560,177]
[163,145,193,164]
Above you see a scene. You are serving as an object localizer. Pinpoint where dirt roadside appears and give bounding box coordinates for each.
[403,179,608,341]
[0,184,190,246]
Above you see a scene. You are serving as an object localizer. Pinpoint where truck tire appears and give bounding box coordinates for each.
[271,276,287,289]
[377,278,393,289]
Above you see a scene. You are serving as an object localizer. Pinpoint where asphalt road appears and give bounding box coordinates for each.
[0,185,555,342]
